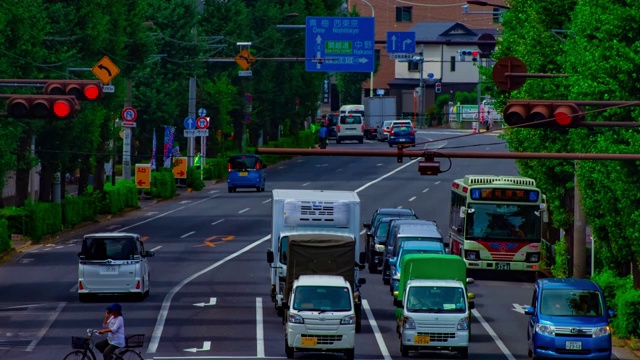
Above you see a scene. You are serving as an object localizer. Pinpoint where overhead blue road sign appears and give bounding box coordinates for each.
[184,116,196,130]
[386,31,416,54]
[305,17,375,73]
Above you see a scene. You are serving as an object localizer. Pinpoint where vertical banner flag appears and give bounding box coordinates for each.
[150,129,157,170]
[163,126,175,168]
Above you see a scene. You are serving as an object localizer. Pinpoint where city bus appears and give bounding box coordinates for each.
[448,175,548,275]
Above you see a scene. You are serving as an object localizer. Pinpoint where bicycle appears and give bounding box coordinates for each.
[63,329,145,360]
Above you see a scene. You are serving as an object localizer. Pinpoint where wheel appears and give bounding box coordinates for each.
[400,344,409,357]
[256,186,261,192]
[336,138,341,144]
[368,255,377,273]
[276,305,284,317]
[63,350,93,360]
[344,349,355,360]
[260,186,265,192]
[358,137,364,144]
[388,142,393,147]
[383,276,390,285]
[528,347,533,358]
[457,347,468,359]
[227,187,233,193]
[285,337,294,358]
[355,305,362,333]
[117,349,144,360]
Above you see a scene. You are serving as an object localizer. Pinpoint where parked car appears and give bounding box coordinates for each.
[388,120,415,147]
[363,209,417,274]
[389,240,446,294]
[376,120,394,141]
[525,278,616,360]
[227,154,266,192]
[77,232,155,302]
[336,114,364,144]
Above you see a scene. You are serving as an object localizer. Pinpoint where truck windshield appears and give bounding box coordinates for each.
[464,203,542,241]
[293,286,351,312]
[540,289,603,317]
[407,286,466,313]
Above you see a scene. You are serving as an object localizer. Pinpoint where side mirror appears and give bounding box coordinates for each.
[469,301,475,310]
[363,222,371,229]
[267,250,274,264]
[145,250,155,257]
[459,207,467,218]
[608,309,617,319]
[358,278,367,285]
[467,292,476,300]
[466,278,474,285]
[394,298,403,308]
[282,302,290,310]
[524,306,535,316]
[356,262,365,271]
[445,247,451,254]
[359,252,366,264]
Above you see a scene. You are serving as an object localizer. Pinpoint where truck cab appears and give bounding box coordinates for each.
[393,254,475,359]
[284,275,356,360]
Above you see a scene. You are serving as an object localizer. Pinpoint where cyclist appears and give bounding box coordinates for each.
[318,123,328,149]
[96,303,125,360]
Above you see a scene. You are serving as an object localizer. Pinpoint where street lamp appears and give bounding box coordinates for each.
[359,0,375,98]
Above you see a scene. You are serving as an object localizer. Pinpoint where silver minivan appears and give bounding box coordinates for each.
[77,232,155,302]
[336,114,364,144]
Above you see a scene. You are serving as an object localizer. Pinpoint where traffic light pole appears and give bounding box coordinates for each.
[573,162,587,278]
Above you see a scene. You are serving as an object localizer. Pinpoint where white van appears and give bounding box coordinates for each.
[285,275,356,360]
[77,232,155,302]
[337,114,364,144]
[339,104,365,118]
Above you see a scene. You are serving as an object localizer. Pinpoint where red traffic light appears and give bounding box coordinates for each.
[503,101,584,128]
[472,51,479,57]
[6,95,80,119]
[44,80,103,101]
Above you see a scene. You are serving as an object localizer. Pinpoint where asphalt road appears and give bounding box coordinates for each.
[0,129,568,360]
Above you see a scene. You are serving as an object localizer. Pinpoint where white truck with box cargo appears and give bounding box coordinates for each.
[266,189,365,329]
[363,96,397,140]
[282,235,365,359]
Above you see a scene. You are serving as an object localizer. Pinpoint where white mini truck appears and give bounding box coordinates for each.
[285,275,356,360]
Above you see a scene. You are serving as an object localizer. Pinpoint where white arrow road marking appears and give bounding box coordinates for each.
[512,303,529,314]
[193,297,217,307]
[184,341,211,353]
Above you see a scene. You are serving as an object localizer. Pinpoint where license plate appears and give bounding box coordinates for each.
[102,266,117,273]
[301,337,317,346]
[239,172,248,176]
[414,335,430,344]
[565,341,582,350]
[495,262,511,270]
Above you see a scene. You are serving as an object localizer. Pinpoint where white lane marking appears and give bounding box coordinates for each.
[435,181,441,185]
[472,309,516,360]
[211,219,225,226]
[27,302,66,351]
[44,248,52,251]
[238,208,250,214]
[296,160,303,163]
[422,188,430,193]
[355,158,421,193]
[376,163,383,166]
[208,190,219,193]
[184,341,211,353]
[397,206,403,209]
[316,164,329,167]
[256,297,264,357]
[69,284,78,293]
[336,168,343,172]
[179,200,192,204]
[106,224,122,230]
[262,199,271,204]
[180,231,196,238]
[302,182,310,186]
[55,246,64,249]
[117,195,220,232]
[408,196,416,202]
[149,246,162,252]
[363,299,391,360]
[147,235,271,353]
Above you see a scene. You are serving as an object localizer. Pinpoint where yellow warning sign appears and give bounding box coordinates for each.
[92,56,121,85]
[234,49,256,70]
[173,157,187,179]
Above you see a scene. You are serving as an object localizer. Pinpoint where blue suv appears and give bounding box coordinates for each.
[227,154,266,192]
[525,278,616,359]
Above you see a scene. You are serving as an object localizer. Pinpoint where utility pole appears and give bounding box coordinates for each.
[573,161,587,278]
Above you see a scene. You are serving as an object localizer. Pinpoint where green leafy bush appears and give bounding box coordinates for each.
[611,289,640,338]
[62,194,97,228]
[203,158,227,180]
[590,269,632,312]
[0,219,10,253]
[24,202,62,241]
[187,166,205,191]
[551,237,569,278]
[96,180,140,214]
[0,207,30,236]
[151,169,176,199]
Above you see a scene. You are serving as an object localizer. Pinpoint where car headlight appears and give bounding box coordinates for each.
[340,315,355,325]
[465,250,480,261]
[535,324,555,336]
[288,314,304,324]
[457,317,469,330]
[374,244,386,252]
[593,326,611,337]
[403,316,416,329]
[526,252,540,263]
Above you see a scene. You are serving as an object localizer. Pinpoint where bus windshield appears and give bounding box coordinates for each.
[464,203,541,241]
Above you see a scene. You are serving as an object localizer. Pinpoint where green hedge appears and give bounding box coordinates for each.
[93,180,139,215]
[0,206,29,236]
[151,169,176,199]
[25,202,62,241]
[187,166,205,191]
[591,269,638,338]
[62,194,97,228]
[0,219,10,253]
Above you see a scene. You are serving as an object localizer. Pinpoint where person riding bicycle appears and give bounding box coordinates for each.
[318,122,328,148]
[96,303,125,360]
